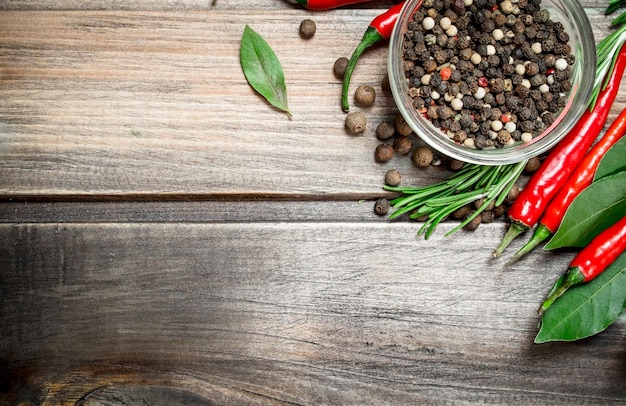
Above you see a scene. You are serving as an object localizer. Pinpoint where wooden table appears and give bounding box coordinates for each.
[2,1,625,404]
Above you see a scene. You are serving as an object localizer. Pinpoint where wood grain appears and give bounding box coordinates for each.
[0,7,624,199]
[2,222,626,405]
[2,1,626,404]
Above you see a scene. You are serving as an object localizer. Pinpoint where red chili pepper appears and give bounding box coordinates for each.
[296,0,373,10]
[508,106,626,265]
[539,214,626,314]
[341,1,407,112]
[492,42,626,258]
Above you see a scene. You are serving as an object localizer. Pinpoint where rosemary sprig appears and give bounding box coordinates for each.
[384,160,527,239]
[589,10,626,110]
[606,0,626,15]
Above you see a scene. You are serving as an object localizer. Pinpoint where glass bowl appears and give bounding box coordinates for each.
[388,0,596,165]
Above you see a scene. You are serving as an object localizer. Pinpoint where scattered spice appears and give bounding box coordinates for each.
[374,198,391,216]
[394,114,413,136]
[354,85,376,107]
[401,0,575,148]
[375,143,395,162]
[524,156,542,173]
[342,2,405,112]
[333,57,349,79]
[345,111,367,134]
[463,211,482,231]
[385,169,402,186]
[411,146,434,167]
[376,121,396,140]
[393,136,413,154]
[299,19,317,39]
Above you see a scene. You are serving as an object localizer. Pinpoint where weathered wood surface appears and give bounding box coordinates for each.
[2,221,626,405]
[0,2,624,198]
[2,0,626,405]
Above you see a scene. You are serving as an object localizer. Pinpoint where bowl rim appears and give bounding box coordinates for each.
[388,0,597,165]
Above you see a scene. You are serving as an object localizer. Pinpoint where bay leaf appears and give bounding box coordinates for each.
[594,136,626,181]
[535,251,626,343]
[544,171,626,249]
[240,25,292,117]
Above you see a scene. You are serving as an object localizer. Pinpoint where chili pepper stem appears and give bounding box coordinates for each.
[538,267,585,315]
[492,223,528,258]
[341,27,383,112]
[505,224,553,266]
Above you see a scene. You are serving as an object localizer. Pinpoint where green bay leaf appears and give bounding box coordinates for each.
[594,136,626,181]
[240,25,291,117]
[544,171,626,250]
[535,252,626,343]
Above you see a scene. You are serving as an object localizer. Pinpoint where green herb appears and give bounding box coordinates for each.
[535,251,626,343]
[589,11,626,110]
[384,160,526,239]
[545,171,626,249]
[240,25,292,117]
[611,9,626,26]
[594,136,626,180]
[606,0,626,15]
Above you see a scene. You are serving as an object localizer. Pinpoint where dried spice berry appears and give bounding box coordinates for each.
[412,146,434,167]
[334,57,349,79]
[524,156,541,173]
[299,19,316,39]
[394,136,413,154]
[463,211,482,231]
[400,0,575,148]
[376,121,396,140]
[385,169,402,186]
[374,198,390,216]
[345,111,367,134]
[354,85,376,107]
[375,143,394,162]
[394,114,413,136]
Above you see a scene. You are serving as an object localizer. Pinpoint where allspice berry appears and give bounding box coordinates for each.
[385,169,402,186]
[412,146,433,167]
[448,159,465,171]
[394,136,412,155]
[481,210,496,224]
[463,211,482,231]
[451,203,471,219]
[374,198,390,216]
[525,156,541,173]
[375,144,394,163]
[505,183,520,202]
[493,204,507,217]
[299,19,316,39]
[394,114,413,136]
[345,111,367,134]
[376,121,395,140]
[334,57,349,79]
[354,85,376,107]
[381,75,390,91]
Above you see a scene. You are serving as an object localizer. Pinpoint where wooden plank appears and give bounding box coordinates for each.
[0,200,394,223]
[1,9,624,199]
[2,222,626,404]
[0,0,609,10]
